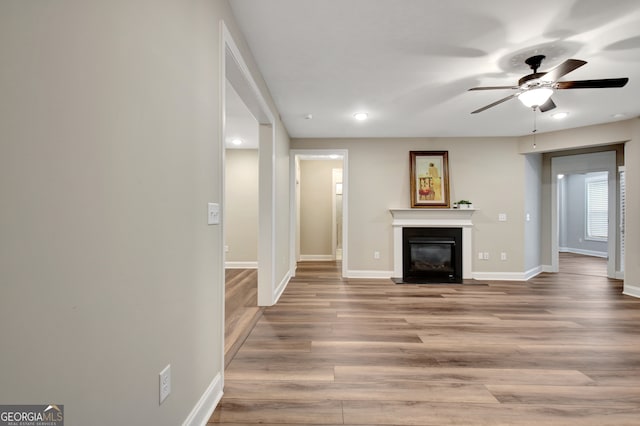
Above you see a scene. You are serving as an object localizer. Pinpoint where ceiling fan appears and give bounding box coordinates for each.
[469,55,629,114]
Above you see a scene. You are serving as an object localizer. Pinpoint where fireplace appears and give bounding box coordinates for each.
[390,208,475,282]
[402,227,462,283]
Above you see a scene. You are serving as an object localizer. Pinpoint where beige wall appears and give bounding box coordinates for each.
[291,138,527,275]
[299,160,342,258]
[0,1,289,424]
[292,118,639,291]
[225,150,259,263]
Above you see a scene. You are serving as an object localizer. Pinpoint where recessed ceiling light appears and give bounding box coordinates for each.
[552,112,569,120]
[353,112,368,121]
[231,138,243,146]
[304,114,313,120]
[612,113,627,119]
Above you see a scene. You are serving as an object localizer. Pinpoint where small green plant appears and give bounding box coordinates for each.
[456,200,472,205]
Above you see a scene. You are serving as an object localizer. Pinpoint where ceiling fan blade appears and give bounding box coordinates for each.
[539,98,556,113]
[540,59,587,83]
[471,93,518,114]
[555,78,629,89]
[468,86,519,91]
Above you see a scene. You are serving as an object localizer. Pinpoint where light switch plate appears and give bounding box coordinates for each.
[208,203,220,225]
[159,364,171,404]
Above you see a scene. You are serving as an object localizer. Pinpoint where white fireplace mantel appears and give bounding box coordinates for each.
[389,208,476,279]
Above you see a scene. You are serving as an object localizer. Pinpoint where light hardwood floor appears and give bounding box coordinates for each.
[212,254,640,425]
[225,268,263,368]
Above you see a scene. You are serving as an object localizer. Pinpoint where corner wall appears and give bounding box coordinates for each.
[520,119,637,295]
[0,1,289,424]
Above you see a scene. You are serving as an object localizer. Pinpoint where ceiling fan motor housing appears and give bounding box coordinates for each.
[518,72,547,87]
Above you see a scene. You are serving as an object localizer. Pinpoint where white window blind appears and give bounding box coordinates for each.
[586,174,608,241]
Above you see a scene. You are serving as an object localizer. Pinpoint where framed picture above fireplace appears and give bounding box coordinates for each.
[410,151,450,208]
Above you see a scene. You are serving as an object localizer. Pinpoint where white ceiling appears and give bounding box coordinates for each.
[225,81,259,149]
[228,0,640,138]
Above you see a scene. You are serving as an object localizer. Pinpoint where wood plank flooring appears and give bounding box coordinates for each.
[225,268,264,368]
[212,255,640,425]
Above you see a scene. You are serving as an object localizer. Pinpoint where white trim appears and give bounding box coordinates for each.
[182,373,223,426]
[221,22,279,307]
[273,271,292,304]
[472,272,529,281]
[542,264,554,273]
[225,261,258,269]
[290,149,349,279]
[615,270,624,280]
[347,270,395,279]
[342,269,548,281]
[299,255,334,261]
[559,248,608,258]
[551,152,617,278]
[623,284,640,299]
[389,209,475,280]
[523,265,544,280]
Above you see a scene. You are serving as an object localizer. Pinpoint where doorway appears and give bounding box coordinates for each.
[290,150,349,278]
[223,81,261,365]
[551,151,618,278]
[221,23,277,371]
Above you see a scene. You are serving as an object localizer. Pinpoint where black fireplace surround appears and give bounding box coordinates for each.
[402,227,462,283]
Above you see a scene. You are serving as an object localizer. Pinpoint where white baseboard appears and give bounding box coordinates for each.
[473,271,529,281]
[542,264,554,273]
[615,270,624,280]
[344,269,544,281]
[560,248,608,258]
[182,372,223,426]
[225,261,258,269]
[523,266,543,280]
[273,270,292,304]
[623,284,640,299]
[299,255,334,261]
[346,270,394,279]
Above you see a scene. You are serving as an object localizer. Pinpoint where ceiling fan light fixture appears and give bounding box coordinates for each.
[518,87,553,108]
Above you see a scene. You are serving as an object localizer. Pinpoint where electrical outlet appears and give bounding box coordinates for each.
[159,364,171,404]
[224,245,229,253]
[498,213,507,222]
[483,252,490,260]
[373,251,380,259]
[501,252,507,261]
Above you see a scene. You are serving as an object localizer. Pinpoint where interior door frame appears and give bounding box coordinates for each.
[551,151,618,278]
[289,149,349,278]
[222,22,278,308]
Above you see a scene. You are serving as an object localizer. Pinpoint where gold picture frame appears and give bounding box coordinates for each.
[410,151,450,208]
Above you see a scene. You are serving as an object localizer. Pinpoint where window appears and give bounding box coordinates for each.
[585,173,608,241]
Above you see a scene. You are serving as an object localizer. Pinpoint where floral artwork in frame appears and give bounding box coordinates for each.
[410,151,450,208]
